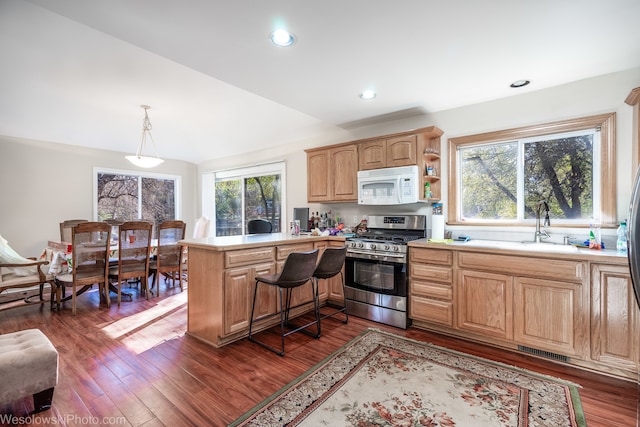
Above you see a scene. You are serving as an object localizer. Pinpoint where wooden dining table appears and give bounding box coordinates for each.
[42,239,159,305]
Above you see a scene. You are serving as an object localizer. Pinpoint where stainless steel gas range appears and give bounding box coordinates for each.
[345,214,427,329]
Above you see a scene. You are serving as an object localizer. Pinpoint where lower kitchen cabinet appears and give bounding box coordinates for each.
[591,263,639,373]
[513,276,588,359]
[409,248,454,327]
[457,270,513,340]
[408,244,635,380]
[224,262,276,335]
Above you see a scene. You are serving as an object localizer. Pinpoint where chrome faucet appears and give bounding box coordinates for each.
[534,200,550,243]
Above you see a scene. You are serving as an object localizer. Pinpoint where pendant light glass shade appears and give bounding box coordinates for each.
[125,105,164,168]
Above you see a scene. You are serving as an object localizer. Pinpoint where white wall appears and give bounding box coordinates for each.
[3,67,639,255]
[0,136,197,256]
[198,67,640,246]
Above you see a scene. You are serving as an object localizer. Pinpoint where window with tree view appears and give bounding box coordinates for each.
[212,163,284,236]
[95,169,180,224]
[450,113,616,226]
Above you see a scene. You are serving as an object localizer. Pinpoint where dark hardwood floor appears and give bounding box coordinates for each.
[0,281,637,426]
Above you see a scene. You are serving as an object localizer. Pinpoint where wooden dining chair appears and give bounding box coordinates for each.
[53,222,111,315]
[149,220,186,296]
[59,219,89,243]
[108,221,153,306]
[103,219,124,243]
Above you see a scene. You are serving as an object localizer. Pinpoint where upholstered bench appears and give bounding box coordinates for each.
[0,329,58,412]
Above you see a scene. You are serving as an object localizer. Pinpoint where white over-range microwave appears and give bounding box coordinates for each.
[357,165,421,205]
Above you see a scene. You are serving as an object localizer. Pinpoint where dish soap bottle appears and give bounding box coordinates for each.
[617,221,628,255]
[424,182,432,199]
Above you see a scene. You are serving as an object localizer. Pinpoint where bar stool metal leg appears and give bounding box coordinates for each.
[247,249,320,356]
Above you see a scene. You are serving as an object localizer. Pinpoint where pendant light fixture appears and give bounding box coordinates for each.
[125,105,164,168]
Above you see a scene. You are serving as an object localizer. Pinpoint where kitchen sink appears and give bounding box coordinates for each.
[461,239,580,253]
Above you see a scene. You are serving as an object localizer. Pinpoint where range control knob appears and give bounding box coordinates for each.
[393,246,400,252]
[383,244,390,251]
[357,242,364,248]
[369,243,376,250]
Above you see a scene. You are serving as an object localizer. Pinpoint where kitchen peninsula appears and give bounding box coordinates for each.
[180,233,346,348]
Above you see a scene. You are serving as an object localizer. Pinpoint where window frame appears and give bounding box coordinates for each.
[448,113,616,227]
[93,167,182,221]
[203,161,287,237]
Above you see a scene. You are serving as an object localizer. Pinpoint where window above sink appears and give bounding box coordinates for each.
[448,113,616,228]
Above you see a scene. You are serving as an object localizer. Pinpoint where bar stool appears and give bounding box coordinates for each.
[314,246,348,323]
[248,249,319,356]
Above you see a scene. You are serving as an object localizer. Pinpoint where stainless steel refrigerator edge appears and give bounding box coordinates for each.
[627,167,640,309]
[626,166,640,427]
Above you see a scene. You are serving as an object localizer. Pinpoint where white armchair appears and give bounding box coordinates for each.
[0,235,54,306]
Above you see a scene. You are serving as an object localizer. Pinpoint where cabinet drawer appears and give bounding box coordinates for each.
[277,243,315,261]
[410,248,452,266]
[458,252,585,283]
[411,264,453,283]
[225,247,275,268]
[410,296,453,326]
[411,280,452,300]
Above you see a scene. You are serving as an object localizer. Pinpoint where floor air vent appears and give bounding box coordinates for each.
[517,345,570,363]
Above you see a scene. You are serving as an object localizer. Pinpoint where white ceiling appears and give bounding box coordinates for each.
[1,0,639,164]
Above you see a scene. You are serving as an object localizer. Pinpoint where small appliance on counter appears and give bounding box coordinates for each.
[293,207,309,232]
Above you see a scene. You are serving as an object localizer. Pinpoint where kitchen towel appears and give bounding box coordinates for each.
[432,214,445,240]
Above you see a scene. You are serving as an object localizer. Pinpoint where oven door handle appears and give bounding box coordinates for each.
[346,250,406,262]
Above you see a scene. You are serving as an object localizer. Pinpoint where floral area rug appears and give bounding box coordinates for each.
[230,328,586,427]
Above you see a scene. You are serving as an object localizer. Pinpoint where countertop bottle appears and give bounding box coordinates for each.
[424,182,432,198]
[617,221,628,255]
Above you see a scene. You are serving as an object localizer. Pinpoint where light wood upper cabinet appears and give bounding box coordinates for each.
[307,149,331,202]
[306,126,442,202]
[359,139,386,170]
[331,145,358,201]
[306,144,358,203]
[387,135,418,167]
[359,135,418,170]
[591,263,639,373]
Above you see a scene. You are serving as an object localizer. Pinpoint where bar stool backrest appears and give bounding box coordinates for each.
[277,249,319,288]
[314,246,347,279]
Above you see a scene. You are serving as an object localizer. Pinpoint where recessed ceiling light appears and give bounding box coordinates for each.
[360,90,376,100]
[270,29,295,47]
[510,80,530,88]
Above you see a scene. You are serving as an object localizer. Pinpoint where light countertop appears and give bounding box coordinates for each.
[180,233,346,251]
[408,238,627,263]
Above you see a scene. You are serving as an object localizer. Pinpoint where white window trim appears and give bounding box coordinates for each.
[93,166,182,221]
[202,161,287,236]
